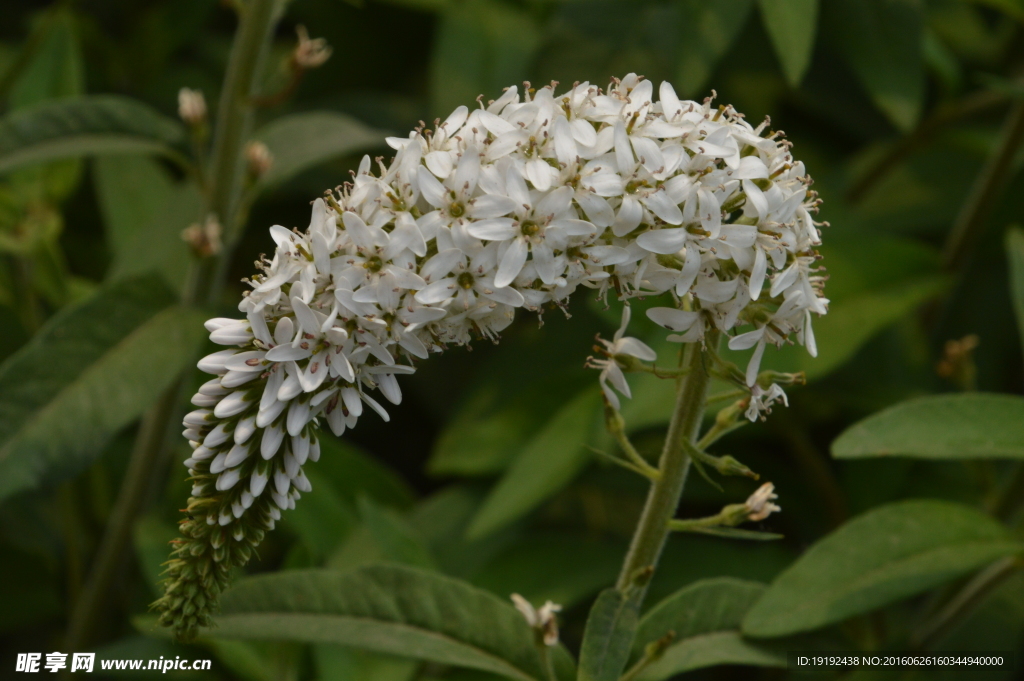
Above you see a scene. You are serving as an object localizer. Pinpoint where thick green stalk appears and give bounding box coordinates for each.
[615,338,713,592]
[66,0,280,649]
[185,0,278,307]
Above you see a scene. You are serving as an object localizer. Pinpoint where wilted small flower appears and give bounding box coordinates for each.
[511,594,561,646]
[586,305,657,410]
[744,383,788,422]
[745,482,781,522]
[178,88,207,125]
[293,25,331,69]
[181,215,222,257]
[245,141,274,179]
[936,334,979,390]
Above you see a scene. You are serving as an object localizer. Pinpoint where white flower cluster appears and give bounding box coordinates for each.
[165,75,826,639]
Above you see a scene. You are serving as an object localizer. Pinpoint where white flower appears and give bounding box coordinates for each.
[745,383,789,422]
[511,594,562,646]
[587,305,657,410]
[745,482,781,522]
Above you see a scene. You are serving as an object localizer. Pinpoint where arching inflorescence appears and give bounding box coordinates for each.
[155,74,828,640]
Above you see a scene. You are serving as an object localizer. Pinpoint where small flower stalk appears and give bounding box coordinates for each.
[667,482,782,538]
[157,74,826,640]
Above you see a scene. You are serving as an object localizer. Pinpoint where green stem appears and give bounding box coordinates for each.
[538,644,557,681]
[847,89,1006,204]
[942,101,1024,271]
[666,513,731,531]
[184,0,278,307]
[911,556,1022,650]
[615,337,714,592]
[66,0,281,649]
[603,401,661,480]
[619,652,655,681]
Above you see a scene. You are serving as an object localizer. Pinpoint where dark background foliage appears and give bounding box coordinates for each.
[1,0,1023,679]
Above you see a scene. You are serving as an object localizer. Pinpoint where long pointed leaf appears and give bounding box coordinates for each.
[632,578,784,680]
[213,564,564,681]
[466,391,602,539]
[94,155,200,293]
[578,588,641,681]
[743,500,1024,637]
[254,111,383,189]
[0,96,188,174]
[832,394,1024,460]
[758,0,818,86]
[0,275,206,500]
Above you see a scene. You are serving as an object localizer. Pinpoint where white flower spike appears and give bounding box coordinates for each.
[157,76,826,641]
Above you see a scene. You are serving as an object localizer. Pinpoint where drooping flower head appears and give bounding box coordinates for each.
[155,74,827,640]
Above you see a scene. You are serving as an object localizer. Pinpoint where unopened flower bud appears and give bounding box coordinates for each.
[293,25,331,69]
[178,88,207,126]
[245,141,274,179]
[182,215,222,258]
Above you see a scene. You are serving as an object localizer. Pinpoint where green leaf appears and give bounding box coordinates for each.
[254,111,383,189]
[674,0,755,97]
[429,370,589,477]
[466,390,602,540]
[742,500,1024,637]
[314,435,415,509]
[832,394,1024,461]
[409,486,518,580]
[1007,226,1024,357]
[326,498,436,573]
[758,0,819,86]
[429,0,540,118]
[471,532,624,609]
[9,9,83,110]
[313,644,419,681]
[578,588,641,681]
[828,0,924,131]
[358,497,437,570]
[280,466,358,563]
[631,578,784,680]
[0,275,206,500]
[8,8,86,202]
[214,564,556,681]
[94,155,200,294]
[0,96,188,175]
[134,514,180,597]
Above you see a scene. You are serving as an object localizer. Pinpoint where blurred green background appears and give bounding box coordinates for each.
[1,0,1023,679]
